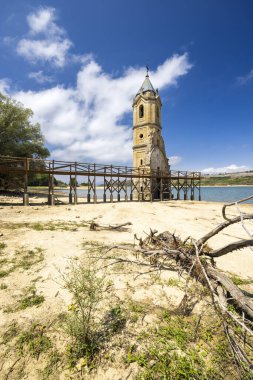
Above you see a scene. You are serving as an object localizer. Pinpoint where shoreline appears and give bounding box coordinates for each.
[201,184,253,187]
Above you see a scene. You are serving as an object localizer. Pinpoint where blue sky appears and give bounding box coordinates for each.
[0,0,253,173]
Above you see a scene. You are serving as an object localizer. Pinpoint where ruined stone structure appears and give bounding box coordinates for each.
[132,69,169,174]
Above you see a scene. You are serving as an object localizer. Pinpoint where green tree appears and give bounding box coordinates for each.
[0,92,50,189]
[0,93,49,158]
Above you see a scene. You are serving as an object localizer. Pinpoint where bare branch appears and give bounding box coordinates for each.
[208,239,253,258]
[197,214,253,247]
[222,195,253,221]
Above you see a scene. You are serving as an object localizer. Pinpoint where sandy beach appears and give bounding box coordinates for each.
[0,198,253,378]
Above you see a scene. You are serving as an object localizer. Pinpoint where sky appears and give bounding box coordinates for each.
[0,0,253,174]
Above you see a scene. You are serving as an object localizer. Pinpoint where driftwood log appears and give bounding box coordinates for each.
[89,221,132,231]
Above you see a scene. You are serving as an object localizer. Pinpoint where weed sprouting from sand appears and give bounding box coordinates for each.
[39,349,61,379]
[14,247,44,270]
[166,278,182,288]
[0,242,6,252]
[16,323,52,359]
[1,322,20,344]
[32,223,44,231]
[125,310,237,379]
[0,269,10,278]
[230,274,253,286]
[126,300,148,323]
[30,220,88,232]
[18,286,45,310]
[0,247,45,279]
[4,285,45,313]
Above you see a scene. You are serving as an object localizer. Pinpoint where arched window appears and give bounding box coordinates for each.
[140,159,143,165]
[139,104,144,118]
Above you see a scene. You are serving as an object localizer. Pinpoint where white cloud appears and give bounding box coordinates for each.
[0,79,10,94]
[236,69,253,86]
[27,7,60,35]
[28,70,54,84]
[16,7,72,67]
[4,54,191,164]
[169,156,182,165]
[202,164,250,175]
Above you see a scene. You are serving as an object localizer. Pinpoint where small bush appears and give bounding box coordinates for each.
[63,261,124,369]
[64,262,106,367]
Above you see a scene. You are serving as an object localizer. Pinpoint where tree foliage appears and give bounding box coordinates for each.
[0,92,50,189]
[0,92,49,158]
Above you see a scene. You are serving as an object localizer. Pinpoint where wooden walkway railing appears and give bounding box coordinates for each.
[0,156,201,205]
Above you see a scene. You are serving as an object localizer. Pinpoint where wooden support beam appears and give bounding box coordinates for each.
[23,158,29,206]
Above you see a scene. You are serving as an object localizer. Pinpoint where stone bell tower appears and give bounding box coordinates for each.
[132,67,169,174]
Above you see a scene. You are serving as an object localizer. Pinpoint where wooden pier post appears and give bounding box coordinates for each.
[125,167,128,201]
[23,158,29,206]
[73,162,78,204]
[110,165,113,202]
[48,160,56,205]
[160,176,163,201]
[93,164,97,203]
[69,164,73,204]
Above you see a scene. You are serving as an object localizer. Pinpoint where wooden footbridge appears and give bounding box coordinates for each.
[0,156,201,205]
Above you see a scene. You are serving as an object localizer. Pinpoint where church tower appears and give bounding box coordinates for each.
[132,68,169,174]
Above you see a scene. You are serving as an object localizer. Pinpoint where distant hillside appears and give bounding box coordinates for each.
[201,174,253,186]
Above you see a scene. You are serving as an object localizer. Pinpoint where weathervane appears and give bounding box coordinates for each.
[146,64,149,76]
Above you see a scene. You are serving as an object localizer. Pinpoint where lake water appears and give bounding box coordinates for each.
[201,186,253,203]
[57,186,253,204]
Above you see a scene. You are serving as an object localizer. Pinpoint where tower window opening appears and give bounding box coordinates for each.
[140,159,143,165]
[139,133,143,139]
[139,104,144,118]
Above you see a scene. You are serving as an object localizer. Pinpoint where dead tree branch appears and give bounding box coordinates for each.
[222,195,253,221]
[89,221,132,231]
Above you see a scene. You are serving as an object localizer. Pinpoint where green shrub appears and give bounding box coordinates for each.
[63,261,125,369]
[64,262,106,367]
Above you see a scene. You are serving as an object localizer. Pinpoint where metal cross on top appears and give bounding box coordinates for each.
[146,64,149,76]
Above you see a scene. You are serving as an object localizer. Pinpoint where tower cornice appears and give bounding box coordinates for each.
[132,93,162,107]
[133,123,162,130]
